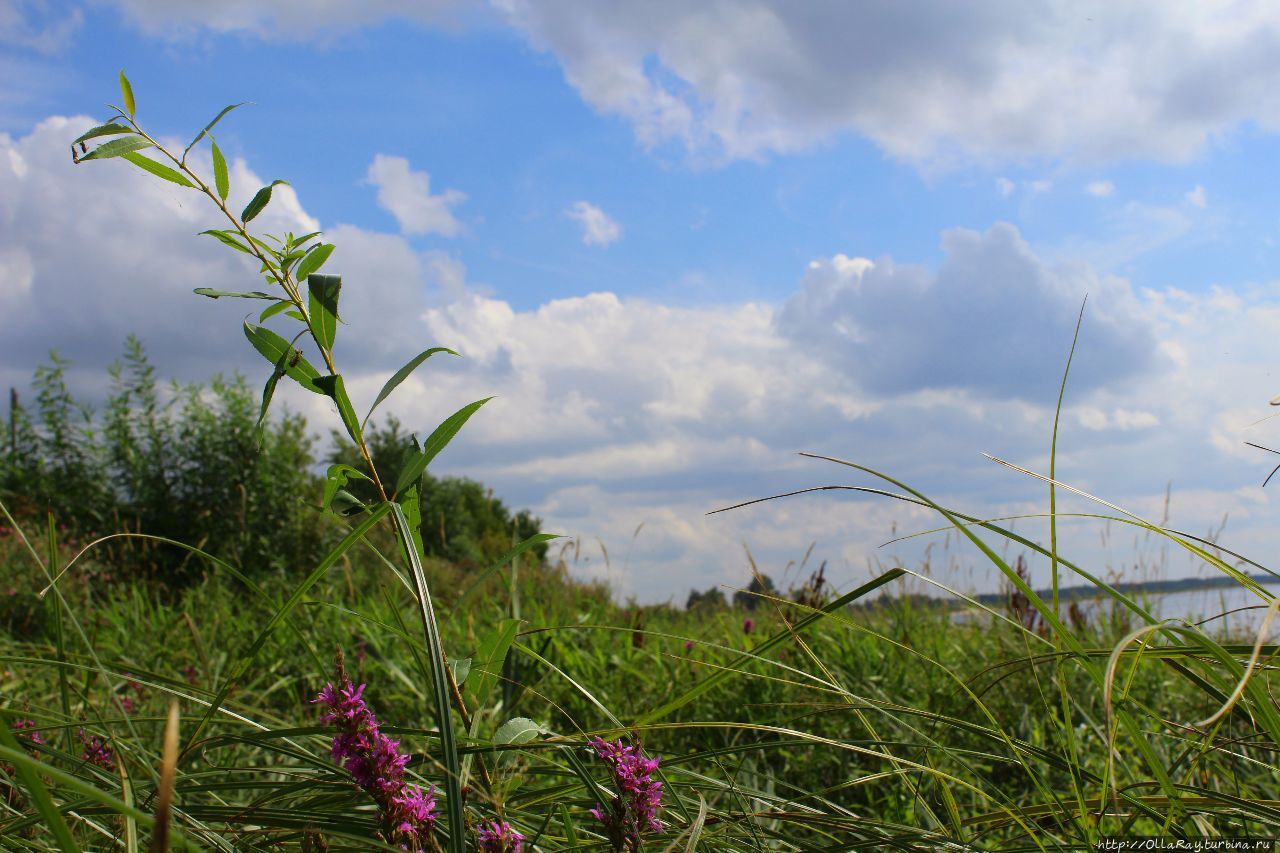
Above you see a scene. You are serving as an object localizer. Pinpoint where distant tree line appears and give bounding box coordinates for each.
[1,337,547,586]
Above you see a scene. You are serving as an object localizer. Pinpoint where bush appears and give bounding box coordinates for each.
[1,337,331,585]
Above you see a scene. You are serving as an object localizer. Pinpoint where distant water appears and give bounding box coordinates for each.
[953,581,1280,640]
[1142,581,1280,640]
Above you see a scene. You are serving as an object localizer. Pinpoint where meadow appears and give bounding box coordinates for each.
[2,75,1279,852]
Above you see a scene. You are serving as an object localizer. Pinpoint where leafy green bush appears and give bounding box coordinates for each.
[2,336,329,584]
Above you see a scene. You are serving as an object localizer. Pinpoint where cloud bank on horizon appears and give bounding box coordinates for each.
[3,1,1280,601]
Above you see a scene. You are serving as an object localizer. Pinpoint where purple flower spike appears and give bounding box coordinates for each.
[11,718,43,747]
[77,728,115,771]
[588,736,663,852]
[476,818,524,852]
[314,662,438,851]
[742,617,755,635]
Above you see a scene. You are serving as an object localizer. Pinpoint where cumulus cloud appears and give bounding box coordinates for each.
[0,116,319,386]
[774,223,1157,400]
[5,115,1279,602]
[492,0,1280,166]
[1086,180,1115,197]
[1185,184,1208,208]
[995,177,1016,197]
[366,154,466,237]
[104,0,468,38]
[0,1,83,53]
[565,200,621,246]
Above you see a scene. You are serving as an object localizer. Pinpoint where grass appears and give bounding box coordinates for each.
[4,78,1278,850]
[2,481,1279,850]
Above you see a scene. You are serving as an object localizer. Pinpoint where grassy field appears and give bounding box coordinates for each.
[3,76,1279,851]
[3,503,1279,850]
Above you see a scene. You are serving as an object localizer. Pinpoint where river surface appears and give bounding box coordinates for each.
[954,581,1280,640]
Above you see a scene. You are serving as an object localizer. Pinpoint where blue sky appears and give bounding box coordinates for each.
[5,1,1280,602]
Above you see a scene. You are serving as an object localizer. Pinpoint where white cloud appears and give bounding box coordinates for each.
[492,1,1280,167]
[565,200,621,246]
[366,154,466,237]
[0,1,83,54]
[1186,184,1208,208]
[1086,180,1115,197]
[775,223,1157,400]
[7,114,1280,603]
[104,0,468,38]
[1027,179,1053,194]
[995,177,1016,197]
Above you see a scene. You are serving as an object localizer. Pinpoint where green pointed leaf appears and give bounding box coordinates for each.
[307,274,341,351]
[449,657,472,687]
[394,397,494,497]
[198,229,252,254]
[120,151,195,188]
[211,139,229,201]
[313,374,361,443]
[330,488,368,517]
[364,347,459,429]
[323,463,372,513]
[73,122,134,145]
[467,618,521,710]
[241,179,288,224]
[258,299,294,322]
[397,464,427,565]
[79,135,152,161]
[294,243,335,282]
[456,533,562,610]
[193,287,275,300]
[243,320,324,394]
[184,102,247,160]
[119,70,136,117]
[254,344,292,449]
[494,716,542,745]
[285,309,305,321]
[0,716,79,851]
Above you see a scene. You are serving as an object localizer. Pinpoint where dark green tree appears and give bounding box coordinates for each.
[328,417,548,568]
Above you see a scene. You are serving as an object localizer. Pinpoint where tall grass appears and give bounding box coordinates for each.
[1,74,1278,850]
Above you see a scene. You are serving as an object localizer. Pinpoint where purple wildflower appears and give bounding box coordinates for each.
[742,618,755,635]
[11,718,43,747]
[683,640,694,653]
[314,659,438,851]
[77,728,115,771]
[588,736,663,852]
[475,818,524,852]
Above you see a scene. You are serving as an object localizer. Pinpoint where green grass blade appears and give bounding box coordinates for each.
[183,503,391,753]
[636,568,904,726]
[456,532,562,609]
[0,720,79,852]
[389,502,465,853]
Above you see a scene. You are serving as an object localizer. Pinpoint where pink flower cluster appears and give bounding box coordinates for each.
[588,736,663,852]
[77,728,115,771]
[313,674,438,851]
[475,818,524,852]
[11,718,43,747]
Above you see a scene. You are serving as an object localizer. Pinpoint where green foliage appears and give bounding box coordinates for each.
[8,67,1277,853]
[328,417,548,568]
[685,585,726,610]
[732,573,776,610]
[1,337,329,585]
